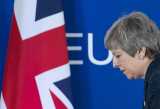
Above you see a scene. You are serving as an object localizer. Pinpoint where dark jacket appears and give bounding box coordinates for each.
[144,55,160,109]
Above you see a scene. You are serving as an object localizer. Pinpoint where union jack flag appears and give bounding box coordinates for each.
[0,0,74,109]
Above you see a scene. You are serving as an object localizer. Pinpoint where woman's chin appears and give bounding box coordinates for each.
[126,75,140,80]
[126,75,135,80]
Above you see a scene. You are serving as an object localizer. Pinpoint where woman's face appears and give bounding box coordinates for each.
[111,48,150,79]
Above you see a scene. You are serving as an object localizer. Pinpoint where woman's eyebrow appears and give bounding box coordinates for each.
[112,51,121,55]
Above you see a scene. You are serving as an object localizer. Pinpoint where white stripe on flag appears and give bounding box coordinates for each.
[0,93,7,109]
[35,63,73,109]
[50,84,74,109]
[14,0,65,40]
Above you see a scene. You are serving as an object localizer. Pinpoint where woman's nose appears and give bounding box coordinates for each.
[112,57,119,68]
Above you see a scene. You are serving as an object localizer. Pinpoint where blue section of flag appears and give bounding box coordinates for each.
[63,0,160,109]
[36,0,63,20]
[0,0,14,92]
[55,77,74,104]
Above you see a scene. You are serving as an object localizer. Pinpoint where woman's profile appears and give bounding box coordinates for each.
[104,12,160,109]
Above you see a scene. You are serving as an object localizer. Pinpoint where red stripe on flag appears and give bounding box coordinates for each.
[50,90,67,109]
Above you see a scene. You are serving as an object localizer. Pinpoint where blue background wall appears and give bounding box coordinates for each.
[0,0,14,92]
[63,0,160,109]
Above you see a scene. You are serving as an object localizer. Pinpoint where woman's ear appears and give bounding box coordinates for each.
[135,47,146,60]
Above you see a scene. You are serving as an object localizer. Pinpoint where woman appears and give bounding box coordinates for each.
[104,12,160,109]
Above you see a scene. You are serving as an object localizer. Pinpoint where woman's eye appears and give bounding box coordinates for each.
[115,55,121,58]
